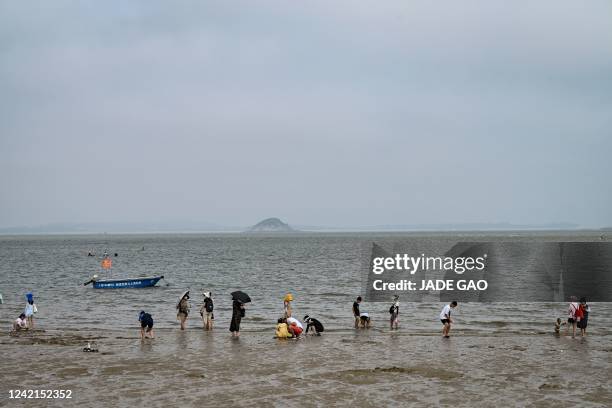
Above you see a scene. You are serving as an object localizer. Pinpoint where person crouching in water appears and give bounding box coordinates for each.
[554,318,566,334]
[440,301,457,338]
[389,295,399,330]
[139,311,154,339]
[275,318,292,339]
[286,317,304,338]
[12,313,28,332]
[359,313,372,329]
[304,315,324,336]
[200,292,214,331]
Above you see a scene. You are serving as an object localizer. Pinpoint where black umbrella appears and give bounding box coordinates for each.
[231,291,251,303]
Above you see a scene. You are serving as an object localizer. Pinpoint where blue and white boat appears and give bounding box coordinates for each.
[84,254,164,289]
[90,275,164,289]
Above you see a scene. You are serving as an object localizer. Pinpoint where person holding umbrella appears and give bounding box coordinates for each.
[177,291,190,330]
[230,291,250,337]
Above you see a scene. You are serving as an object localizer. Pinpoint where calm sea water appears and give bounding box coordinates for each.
[1,232,610,407]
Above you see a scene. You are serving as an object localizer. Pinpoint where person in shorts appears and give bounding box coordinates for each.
[139,310,154,339]
[200,292,214,331]
[566,296,579,338]
[440,301,457,338]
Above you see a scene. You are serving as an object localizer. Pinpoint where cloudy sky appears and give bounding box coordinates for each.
[1,1,611,229]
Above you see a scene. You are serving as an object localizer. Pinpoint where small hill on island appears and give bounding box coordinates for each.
[247,218,295,233]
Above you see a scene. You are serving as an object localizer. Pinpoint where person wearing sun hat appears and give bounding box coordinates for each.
[283,293,293,318]
[200,291,214,331]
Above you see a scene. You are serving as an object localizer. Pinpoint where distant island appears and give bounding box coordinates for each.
[247,218,295,233]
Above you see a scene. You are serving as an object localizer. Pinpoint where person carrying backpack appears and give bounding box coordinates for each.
[200,291,214,331]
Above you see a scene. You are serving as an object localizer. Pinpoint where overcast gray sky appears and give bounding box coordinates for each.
[1,1,611,229]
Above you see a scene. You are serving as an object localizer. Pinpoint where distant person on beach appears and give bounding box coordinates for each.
[139,311,154,339]
[230,299,244,337]
[24,294,37,329]
[283,293,293,318]
[275,318,292,339]
[554,318,566,334]
[567,296,579,338]
[177,294,190,330]
[577,297,590,337]
[389,295,399,330]
[200,292,214,331]
[304,315,324,335]
[12,313,28,332]
[440,301,458,338]
[353,296,362,328]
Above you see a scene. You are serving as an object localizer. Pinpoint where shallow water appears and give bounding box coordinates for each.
[0,232,611,407]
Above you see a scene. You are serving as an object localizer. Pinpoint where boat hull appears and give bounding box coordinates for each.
[92,276,164,289]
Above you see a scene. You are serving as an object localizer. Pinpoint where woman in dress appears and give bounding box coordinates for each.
[230,299,244,337]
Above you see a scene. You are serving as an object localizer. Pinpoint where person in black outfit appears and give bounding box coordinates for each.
[139,310,154,339]
[304,315,324,335]
[230,300,244,337]
[353,296,362,328]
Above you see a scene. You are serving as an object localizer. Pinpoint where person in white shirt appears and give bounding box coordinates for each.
[566,296,580,338]
[13,313,28,332]
[440,301,458,338]
[24,299,38,329]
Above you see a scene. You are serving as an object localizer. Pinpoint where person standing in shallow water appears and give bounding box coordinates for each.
[389,295,399,330]
[440,301,457,338]
[24,294,37,329]
[283,293,293,318]
[577,297,590,337]
[200,292,214,331]
[177,294,190,330]
[230,299,244,337]
[353,296,362,329]
[566,296,579,338]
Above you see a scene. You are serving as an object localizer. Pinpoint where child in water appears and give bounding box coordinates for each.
[24,293,38,329]
[554,318,566,334]
[275,318,292,339]
[283,294,293,318]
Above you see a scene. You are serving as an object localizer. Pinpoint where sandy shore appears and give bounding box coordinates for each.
[2,328,611,407]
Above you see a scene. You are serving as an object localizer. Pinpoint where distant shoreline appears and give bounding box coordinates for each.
[0,228,607,237]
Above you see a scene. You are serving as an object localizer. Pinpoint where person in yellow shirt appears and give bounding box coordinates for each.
[275,317,292,339]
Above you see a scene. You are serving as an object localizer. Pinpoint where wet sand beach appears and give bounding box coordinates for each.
[2,327,611,407]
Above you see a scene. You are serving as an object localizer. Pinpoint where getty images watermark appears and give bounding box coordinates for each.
[361,240,612,302]
[371,253,489,292]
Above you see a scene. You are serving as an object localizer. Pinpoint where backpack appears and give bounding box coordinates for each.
[575,306,584,320]
[389,305,395,314]
[205,299,214,313]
